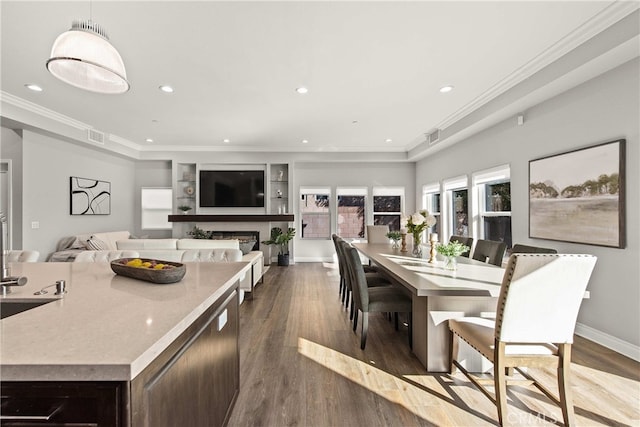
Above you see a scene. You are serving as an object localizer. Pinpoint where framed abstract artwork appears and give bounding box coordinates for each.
[529,139,625,248]
[70,176,111,215]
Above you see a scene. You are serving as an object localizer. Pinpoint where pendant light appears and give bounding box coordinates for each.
[46,19,129,94]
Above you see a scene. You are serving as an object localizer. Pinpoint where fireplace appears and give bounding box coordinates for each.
[209,230,260,251]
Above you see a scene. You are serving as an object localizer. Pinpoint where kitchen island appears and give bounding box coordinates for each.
[0,261,250,426]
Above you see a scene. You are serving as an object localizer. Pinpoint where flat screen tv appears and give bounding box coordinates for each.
[199,170,265,208]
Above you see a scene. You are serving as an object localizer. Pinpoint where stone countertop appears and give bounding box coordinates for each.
[0,261,250,382]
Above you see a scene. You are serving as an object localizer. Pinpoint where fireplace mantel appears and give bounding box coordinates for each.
[168,214,294,223]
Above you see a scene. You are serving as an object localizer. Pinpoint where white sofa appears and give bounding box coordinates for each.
[71,235,265,297]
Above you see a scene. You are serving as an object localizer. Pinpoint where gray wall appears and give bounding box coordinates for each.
[295,161,416,261]
[21,130,137,260]
[0,127,24,249]
[416,59,640,352]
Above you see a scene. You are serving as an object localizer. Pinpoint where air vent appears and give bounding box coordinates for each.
[87,129,105,145]
[426,129,440,145]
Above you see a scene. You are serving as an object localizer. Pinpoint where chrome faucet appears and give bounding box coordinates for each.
[1,212,28,296]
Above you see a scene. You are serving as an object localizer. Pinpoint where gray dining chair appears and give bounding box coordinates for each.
[449,235,473,257]
[511,243,557,254]
[336,238,390,320]
[343,245,412,350]
[472,239,507,266]
[449,253,597,426]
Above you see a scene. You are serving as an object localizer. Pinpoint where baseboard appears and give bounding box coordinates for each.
[575,322,640,362]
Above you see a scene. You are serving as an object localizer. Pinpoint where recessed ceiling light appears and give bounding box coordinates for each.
[25,84,43,92]
[302,139,308,144]
[295,87,308,94]
[145,138,153,143]
[223,139,230,143]
[385,139,393,143]
[439,85,454,93]
[159,85,174,93]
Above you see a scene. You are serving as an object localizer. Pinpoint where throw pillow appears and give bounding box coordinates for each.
[86,237,109,251]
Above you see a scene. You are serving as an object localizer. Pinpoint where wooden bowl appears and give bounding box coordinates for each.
[110,258,186,284]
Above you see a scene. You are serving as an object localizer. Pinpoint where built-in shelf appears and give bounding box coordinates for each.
[168,214,294,223]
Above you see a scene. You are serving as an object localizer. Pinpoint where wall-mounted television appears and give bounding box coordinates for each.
[199,170,265,208]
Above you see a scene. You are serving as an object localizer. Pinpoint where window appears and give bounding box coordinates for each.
[443,176,469,238]
[473,165,512,248]
[373,187,404,231]
[422,183,441,237]
[141,188,172,230]
[300,188,331,239]
[337,188,366,238]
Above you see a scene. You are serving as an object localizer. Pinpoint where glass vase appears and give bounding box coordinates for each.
[412,233,423,258]
[444,256,457,271]
[391,239,400,249]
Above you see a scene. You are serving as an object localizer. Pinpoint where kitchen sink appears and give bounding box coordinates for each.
[0,299,56,319]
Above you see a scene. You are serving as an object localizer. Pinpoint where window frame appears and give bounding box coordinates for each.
[299,187,332,240]
[472,164,512,248]
[336,187,367,239]
[141,187,173,230]
[372,187,405,232]
[442,176,469,239]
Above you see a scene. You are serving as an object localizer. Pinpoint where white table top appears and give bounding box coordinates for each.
[353,243,505,297]
[0,261,249,382]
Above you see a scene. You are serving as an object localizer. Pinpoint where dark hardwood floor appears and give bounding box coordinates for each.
[228,263,640,426]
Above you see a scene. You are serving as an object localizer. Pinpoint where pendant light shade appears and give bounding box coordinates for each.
[46,20,129,94]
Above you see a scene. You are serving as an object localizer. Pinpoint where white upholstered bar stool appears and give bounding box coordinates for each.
[449,253,597,427]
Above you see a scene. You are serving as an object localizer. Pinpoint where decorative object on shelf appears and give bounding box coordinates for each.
[178,205,192,214]
[400,228,408,253]
[403,211,436,258]
[529,139,625,248]
[277,170,284,181]
[187,226,213,239]
[386,231,402,249]
[184,185,195,196]
[428,233,439,264]
[70,176,111,215]
[47,19,129,94]
[110,258,185,284]
[436,241,470,271]
[261,227,296,266]
[276,189,283,198]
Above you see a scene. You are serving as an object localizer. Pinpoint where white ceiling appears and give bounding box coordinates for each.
[0,1,637,157]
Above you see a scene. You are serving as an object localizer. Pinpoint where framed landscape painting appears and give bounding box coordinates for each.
[70,176,111,215]
[529,139,625,248]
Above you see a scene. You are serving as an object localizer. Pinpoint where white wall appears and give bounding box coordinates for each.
[21,130,137,260]
[416,59,640,355]
[295,161,416,261]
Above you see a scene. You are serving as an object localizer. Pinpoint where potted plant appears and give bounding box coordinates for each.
[436,241,470,270]
[261,227,296,266]
[178,205,192,214]
[187,226,212,239]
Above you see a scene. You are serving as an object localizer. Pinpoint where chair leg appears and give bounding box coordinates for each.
[339,276,344,296]
[558,344,576,427]
[352,309,358,331]
[360,312,369,350]
[394,312,399,330]
[494,341,508,426]
[349,298,355,320]
[449,330,458,374]
[407,312,413,350]
[345,289,350,310]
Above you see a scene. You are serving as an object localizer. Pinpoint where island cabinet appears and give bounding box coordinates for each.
[1,285,240,427]
[130,286,239,426]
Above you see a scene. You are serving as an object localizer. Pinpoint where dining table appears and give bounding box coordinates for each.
[352,242,505,372]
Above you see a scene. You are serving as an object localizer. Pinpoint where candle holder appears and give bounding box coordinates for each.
[428,234,438,264]
[400,232,408,253]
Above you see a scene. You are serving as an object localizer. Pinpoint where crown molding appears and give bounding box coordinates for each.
[0,90,87,130]
[412,1,639,150]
